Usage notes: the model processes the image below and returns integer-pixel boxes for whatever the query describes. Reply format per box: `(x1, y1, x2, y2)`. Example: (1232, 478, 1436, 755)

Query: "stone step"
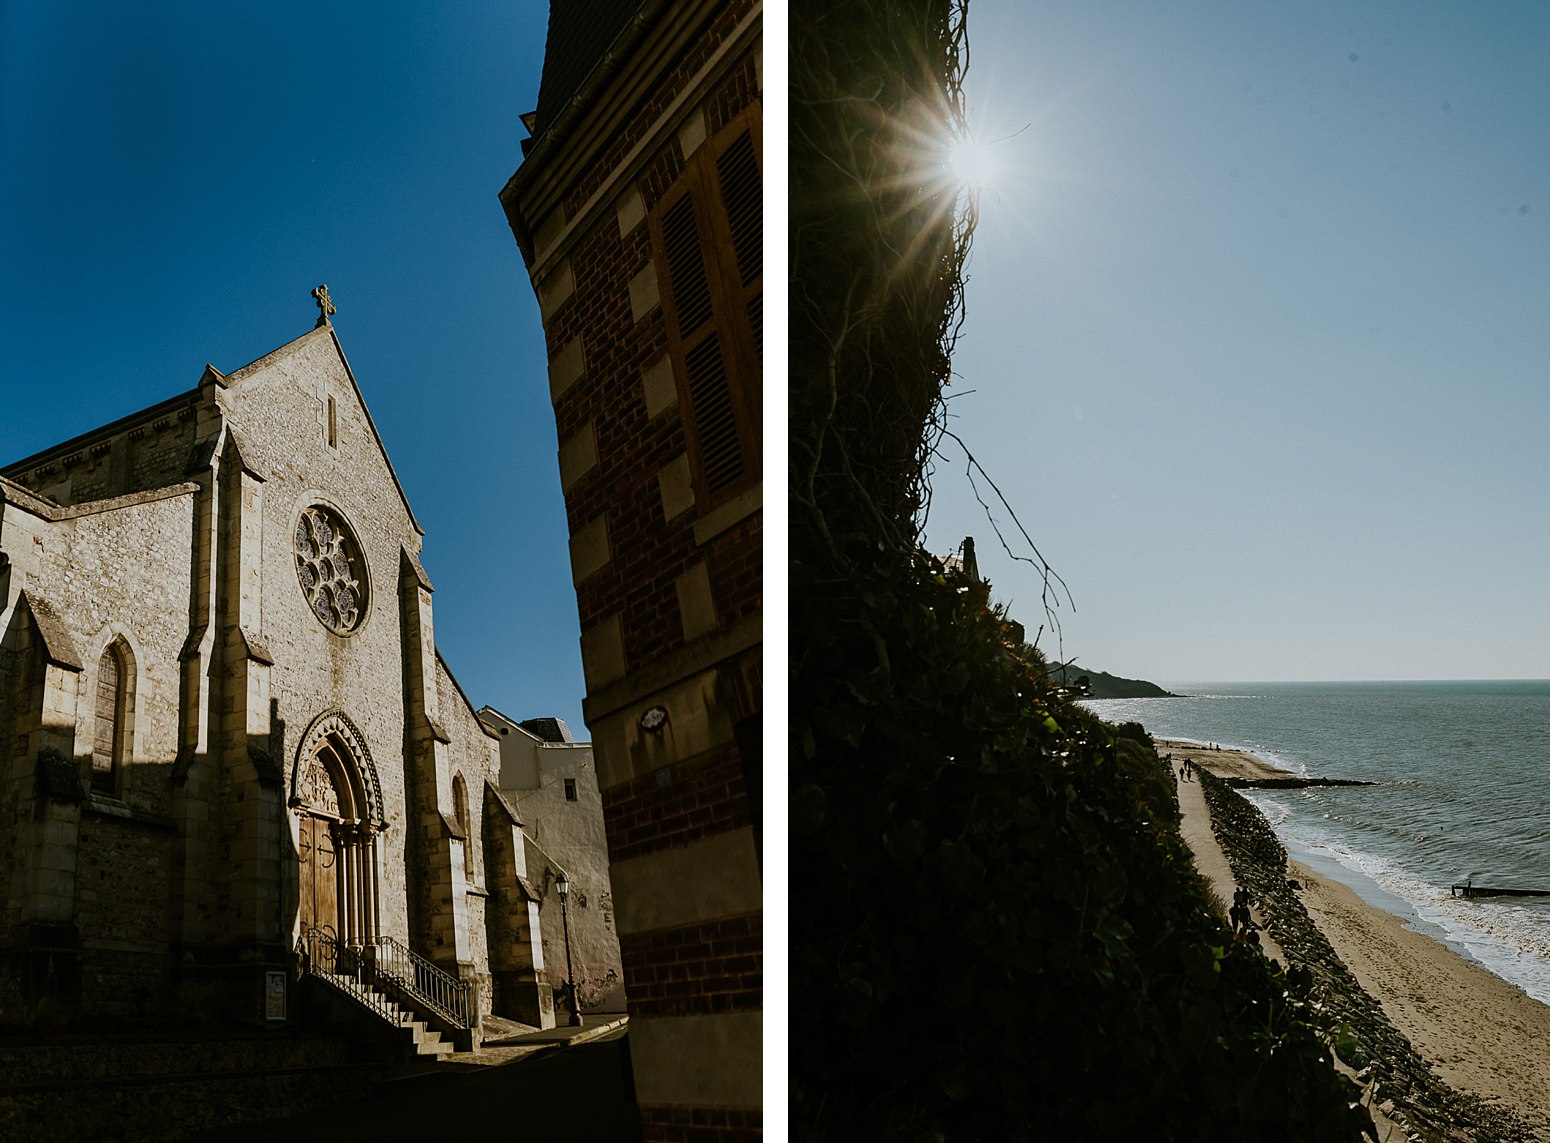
(308, 970, 458, 1058)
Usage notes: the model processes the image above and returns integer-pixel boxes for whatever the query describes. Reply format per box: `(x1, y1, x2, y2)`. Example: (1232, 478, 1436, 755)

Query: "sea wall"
(1198, 771, 1537, 1142)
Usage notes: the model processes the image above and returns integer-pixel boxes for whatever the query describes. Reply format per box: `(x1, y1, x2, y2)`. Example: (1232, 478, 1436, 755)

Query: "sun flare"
(946, 132, 1001, 193)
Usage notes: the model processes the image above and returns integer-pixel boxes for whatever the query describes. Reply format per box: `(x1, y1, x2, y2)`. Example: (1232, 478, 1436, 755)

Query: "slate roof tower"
(500, 1, 764, 1137)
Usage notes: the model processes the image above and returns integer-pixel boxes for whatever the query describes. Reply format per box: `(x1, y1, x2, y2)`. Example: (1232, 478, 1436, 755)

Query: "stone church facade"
(0, 317, 550, 1036)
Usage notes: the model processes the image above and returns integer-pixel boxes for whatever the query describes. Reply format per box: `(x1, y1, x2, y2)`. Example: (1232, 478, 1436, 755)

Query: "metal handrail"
(369, 934, 471, 1030)
(295, 928, 470, 1032)
(295, 928, 409, 1028)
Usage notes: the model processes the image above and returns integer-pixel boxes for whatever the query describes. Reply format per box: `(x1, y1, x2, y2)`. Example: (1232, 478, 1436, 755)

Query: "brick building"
(0, 315, 555, 1044)
(498, 0, 763, 1136)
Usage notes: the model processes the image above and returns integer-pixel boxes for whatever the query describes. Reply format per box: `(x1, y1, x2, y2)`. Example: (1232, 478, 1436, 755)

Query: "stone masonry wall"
(0, 324, 526, 1035)
(75, 813, 175, 1018)
(0, 481, 196, 1027)
(55, 494, 197, 820)
(0, 489, 195, 932)
(512, 744, 623, 1010)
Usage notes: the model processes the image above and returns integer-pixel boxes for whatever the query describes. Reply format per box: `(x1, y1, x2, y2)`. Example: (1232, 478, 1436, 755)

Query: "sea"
(1085, 680, 1550, 1007)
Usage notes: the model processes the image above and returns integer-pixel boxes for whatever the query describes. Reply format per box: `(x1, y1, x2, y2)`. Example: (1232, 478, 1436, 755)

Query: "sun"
(945, 131, 1002, 194)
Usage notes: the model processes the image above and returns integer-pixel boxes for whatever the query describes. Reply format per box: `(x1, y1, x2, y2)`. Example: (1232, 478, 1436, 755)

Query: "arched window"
(453, 773, 474, 882)
(92, 641, 128, 794)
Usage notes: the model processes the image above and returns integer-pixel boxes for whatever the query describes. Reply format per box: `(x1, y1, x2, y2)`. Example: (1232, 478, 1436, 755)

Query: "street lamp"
(555, 871, 583, 1027)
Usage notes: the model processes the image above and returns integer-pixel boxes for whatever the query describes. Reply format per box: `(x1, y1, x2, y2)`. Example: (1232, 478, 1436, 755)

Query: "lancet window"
(91, 641, 129, 795)
(454, 773, 474, 882)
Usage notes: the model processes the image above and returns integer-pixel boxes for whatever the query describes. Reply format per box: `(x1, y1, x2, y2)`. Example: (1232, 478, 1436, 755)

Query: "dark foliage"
(791, 549, 1371, 1140)
(1110, 720, 1155, 749)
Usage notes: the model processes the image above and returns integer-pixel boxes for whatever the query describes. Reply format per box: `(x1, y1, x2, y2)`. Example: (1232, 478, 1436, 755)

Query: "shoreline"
(1166, 739, 1550, 1137)
(1289, 855, 1550, 1128)
(1154, 736, 1297, 783)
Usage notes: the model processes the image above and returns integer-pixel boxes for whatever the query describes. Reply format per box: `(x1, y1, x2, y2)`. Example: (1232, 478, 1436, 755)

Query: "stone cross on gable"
(312, 284, 336, 328)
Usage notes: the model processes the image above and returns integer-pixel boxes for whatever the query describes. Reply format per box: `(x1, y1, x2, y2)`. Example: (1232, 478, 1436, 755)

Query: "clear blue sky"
(0, 4, 591, 732)
(922, 0, 1550, 684)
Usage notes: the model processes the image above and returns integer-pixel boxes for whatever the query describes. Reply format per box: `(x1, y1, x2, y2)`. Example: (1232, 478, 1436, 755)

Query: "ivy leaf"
(791, 783, 829, 838)
(1330, 1023, 1370, 1070)
(939, 1063, 973, 1102)
(883, 819, 929, 865)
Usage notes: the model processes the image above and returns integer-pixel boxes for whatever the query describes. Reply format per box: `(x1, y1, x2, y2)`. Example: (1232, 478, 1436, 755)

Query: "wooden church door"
(298, 815, 339, 943)
(291, 717, 382, 955)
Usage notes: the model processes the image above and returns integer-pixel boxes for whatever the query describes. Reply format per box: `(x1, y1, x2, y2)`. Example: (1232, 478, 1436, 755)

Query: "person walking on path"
(1230, 889, 1249, 932)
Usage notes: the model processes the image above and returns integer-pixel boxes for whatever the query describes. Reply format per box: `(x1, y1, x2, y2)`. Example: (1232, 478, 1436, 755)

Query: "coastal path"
(1167, 759, 1286, 964)
(1160, 744, 1433, 1141)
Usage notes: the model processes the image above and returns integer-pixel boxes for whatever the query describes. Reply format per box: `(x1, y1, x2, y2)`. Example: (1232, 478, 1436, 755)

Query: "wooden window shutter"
(716, 126, 762, 362)
(651, 108, 762, 509)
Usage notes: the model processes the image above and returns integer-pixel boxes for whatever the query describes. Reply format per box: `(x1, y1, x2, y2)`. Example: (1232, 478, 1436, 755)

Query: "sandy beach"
(1158, 737, 1550, 1136)
(1155, 736, 1296, 783)
(1293, 858, 1550, 1131)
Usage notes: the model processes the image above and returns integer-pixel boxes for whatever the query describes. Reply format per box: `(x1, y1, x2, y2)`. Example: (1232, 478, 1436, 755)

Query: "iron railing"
(369, 934, 470, 1030)
(296, 927, 405, 1028)
(295, 928, 470, 1032)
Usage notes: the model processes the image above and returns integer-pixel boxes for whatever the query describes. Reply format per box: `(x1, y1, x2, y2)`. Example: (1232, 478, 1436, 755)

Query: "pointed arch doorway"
(290, 711, 387, 959)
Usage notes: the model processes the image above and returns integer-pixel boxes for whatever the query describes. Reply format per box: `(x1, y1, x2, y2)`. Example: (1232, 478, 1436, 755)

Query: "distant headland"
(1048, 662, 1178, 699)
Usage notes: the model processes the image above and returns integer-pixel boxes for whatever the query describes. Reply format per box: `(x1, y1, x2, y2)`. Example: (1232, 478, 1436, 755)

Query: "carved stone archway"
(290, 711, 387, 950)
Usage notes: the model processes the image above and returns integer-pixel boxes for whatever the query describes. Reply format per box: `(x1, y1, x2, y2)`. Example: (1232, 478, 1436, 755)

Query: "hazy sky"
(0, 4, 592, 731)
(921, 1, 1550, 684)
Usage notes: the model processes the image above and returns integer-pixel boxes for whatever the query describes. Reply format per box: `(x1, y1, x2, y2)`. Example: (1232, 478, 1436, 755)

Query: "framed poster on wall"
(265, 970, 287, 1021)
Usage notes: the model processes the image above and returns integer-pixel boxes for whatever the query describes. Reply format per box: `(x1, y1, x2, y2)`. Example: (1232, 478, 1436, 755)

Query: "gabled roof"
(220, 325, 424, 537)
(479, 709, 546, 747)
(477, 705, 580, 745)
(1, 323, 425, 538)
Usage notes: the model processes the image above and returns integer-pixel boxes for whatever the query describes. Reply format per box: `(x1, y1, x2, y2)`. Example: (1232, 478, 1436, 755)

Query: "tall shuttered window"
(650, 109, 762, 509)
(92, 642, 128, 795)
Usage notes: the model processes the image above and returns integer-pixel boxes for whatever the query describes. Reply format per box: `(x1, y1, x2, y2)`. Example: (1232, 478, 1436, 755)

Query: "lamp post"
(555, 871, 583, 1026)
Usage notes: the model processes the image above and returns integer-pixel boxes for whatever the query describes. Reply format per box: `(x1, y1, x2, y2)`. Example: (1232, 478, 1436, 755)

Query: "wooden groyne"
(1226, 777, 1377, 790)
(1450, 885, 1550, 900)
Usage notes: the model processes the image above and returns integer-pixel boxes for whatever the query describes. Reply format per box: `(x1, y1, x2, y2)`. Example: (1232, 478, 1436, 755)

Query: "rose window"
(295, 506, 366, 633)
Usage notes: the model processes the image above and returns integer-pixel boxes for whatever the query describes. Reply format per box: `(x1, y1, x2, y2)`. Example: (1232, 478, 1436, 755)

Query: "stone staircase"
(297, 928, 472, 1060)
(310, 969, 456, 1059)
